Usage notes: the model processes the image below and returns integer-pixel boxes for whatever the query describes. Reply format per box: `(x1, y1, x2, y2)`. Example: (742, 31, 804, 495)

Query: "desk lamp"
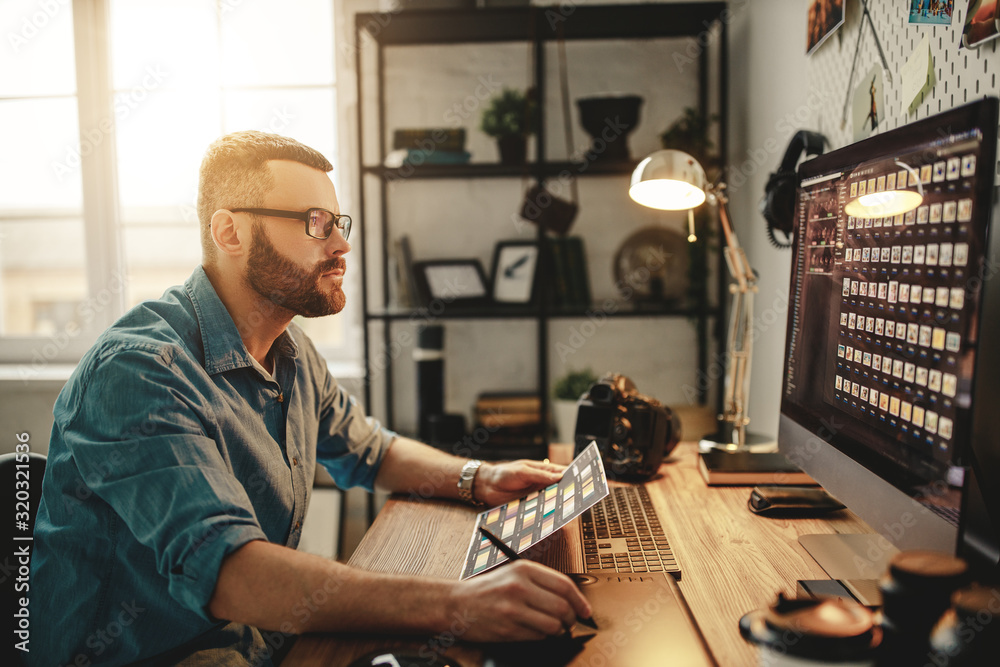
(629, 149, 761, 452)
(628, 152, 926, 454)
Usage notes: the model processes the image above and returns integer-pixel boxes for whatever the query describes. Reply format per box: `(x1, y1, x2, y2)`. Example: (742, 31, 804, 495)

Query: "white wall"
(730, 0, 1000, 440)
(727, 0, 810, 441)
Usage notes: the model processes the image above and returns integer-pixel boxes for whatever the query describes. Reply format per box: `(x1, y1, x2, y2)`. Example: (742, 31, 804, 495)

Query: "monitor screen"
(778, 98, 1000, 579)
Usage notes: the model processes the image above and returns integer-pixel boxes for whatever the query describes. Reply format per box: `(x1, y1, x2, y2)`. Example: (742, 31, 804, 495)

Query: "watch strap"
(458, 459, 484, 506)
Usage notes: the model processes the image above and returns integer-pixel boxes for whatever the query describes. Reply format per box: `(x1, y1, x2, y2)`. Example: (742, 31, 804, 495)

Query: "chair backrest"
(1, 451, 46, 667)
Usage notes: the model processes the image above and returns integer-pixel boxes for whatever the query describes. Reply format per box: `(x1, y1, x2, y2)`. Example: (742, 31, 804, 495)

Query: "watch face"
(459, 460, 482, 495)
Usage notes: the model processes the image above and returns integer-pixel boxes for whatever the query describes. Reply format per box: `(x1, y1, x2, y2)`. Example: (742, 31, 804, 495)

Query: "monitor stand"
(798, 533, 899, 606)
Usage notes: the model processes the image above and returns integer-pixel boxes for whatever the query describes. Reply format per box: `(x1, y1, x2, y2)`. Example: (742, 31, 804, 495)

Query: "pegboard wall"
(806, 0, 1000, 184)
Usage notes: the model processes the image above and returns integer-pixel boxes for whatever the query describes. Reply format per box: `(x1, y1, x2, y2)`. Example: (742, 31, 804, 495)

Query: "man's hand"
(475, 459, 566, 506)
(446, 560, 592, 641)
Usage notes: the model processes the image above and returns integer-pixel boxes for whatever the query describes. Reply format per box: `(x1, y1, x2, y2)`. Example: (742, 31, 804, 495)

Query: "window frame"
(0, 0, 360, 374)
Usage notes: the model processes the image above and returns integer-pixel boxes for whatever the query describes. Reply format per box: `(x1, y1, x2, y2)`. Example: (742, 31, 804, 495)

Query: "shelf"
(365, 303, 719, 322)
(364, 160, 638, 181)
(356, 3, 728, 46)
(357, 2, 729, 431)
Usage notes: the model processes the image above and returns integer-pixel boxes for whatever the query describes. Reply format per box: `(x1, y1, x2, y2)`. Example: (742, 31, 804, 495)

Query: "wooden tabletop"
(284, 442, 872, 666)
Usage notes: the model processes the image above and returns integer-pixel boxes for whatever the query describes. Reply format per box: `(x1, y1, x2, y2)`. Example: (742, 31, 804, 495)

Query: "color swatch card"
(461, 442, 609, 579)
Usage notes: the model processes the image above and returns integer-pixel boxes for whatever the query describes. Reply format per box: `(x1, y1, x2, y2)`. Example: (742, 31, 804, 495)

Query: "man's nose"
(325, 231, 351, 256)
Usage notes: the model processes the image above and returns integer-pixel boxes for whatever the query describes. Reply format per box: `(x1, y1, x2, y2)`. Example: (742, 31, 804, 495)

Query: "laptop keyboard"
(580, 485, 681, 579)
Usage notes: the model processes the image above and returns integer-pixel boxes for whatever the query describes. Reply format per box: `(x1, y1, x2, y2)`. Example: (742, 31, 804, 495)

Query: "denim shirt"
(28, 266, 394, 666)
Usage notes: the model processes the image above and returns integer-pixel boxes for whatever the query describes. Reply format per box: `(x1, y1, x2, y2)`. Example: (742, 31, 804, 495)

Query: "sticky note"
(901, 34, 933, 114)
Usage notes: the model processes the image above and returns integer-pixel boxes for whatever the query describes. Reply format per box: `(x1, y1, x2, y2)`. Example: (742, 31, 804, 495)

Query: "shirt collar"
(185, 265, 299, 376)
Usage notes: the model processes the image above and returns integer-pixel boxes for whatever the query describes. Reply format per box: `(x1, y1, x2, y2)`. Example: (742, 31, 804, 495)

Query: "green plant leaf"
(553, 368, 599, 401)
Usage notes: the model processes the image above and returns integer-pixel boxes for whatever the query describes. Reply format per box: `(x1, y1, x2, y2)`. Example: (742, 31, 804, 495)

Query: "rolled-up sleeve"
(314, 372, 395, 491)
(62, 344, 267, 619)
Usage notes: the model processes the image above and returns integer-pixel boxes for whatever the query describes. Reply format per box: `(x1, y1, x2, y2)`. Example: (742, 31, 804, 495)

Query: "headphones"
(759, 130, 827, 248)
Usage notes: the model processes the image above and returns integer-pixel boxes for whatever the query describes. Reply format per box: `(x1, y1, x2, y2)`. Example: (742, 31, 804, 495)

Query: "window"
(0, 0, 357, 372)
(0, 1, 86, 347)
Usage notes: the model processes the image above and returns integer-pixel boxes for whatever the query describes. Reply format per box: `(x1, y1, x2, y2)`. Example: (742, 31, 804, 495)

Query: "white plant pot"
(552, 399, 579, 445)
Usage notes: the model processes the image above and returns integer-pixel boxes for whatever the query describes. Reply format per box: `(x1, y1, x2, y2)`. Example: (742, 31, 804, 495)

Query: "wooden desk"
(284, 443, 872, 666)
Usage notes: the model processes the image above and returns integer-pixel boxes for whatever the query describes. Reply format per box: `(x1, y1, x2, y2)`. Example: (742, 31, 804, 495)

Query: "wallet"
(748, 485, 846, 515)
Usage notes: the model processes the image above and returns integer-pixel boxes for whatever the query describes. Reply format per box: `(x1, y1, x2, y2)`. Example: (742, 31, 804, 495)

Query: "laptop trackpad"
(482, 573, 715, 667)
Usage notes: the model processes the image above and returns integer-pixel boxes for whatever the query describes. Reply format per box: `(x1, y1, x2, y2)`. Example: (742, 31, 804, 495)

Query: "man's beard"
(244, 223, 346, 318)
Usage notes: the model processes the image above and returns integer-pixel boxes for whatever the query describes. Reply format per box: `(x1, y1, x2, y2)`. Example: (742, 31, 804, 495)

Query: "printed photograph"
(807, 0, 846, 55)
(909, 0, 955, 25)
(962, 0, 1000, 47)
(851, 64, 885, 141)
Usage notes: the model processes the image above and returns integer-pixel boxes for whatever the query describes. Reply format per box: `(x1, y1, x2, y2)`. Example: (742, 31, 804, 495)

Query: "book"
(402, 148, 471, 165)
(393, 235, 417, 308)
(475, 391, 541, 412)
(393, 128, 466, 152)
(545, 237, 591, 309)
(475, 410, 541, 429)
(562, 236, 591, 307)
(697, 450, 817, 486)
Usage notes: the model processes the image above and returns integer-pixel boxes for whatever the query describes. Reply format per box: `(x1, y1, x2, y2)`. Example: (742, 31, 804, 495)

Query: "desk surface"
(284, 443, 873, 666)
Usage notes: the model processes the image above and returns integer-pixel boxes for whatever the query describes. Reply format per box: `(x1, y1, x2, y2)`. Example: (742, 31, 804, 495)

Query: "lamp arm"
(712, 186, 756, 289)
(709, 184, 757, 449)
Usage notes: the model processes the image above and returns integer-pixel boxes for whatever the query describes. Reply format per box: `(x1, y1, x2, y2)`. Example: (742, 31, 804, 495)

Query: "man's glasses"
(230, 207, 351, 241)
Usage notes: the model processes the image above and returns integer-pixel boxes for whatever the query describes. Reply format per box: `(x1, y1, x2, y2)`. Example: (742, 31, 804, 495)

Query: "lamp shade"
(844, 189, 924, 219)
(844, 160, 924, 219)
(629, 149, 707, 211)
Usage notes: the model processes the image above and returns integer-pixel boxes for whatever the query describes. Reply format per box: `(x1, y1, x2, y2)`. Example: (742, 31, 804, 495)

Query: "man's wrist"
(457, 459, 485, 506)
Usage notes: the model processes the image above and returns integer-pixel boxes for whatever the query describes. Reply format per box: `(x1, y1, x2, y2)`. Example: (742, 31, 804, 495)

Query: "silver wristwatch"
(457, 459, 484, 506)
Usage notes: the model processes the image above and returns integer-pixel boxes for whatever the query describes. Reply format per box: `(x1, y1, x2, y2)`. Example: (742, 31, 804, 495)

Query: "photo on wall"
(807, 0, 845, 55)
(851, 64, 885, 142)
(961, 0, 1000, 47)
(909, 1, 955, 26)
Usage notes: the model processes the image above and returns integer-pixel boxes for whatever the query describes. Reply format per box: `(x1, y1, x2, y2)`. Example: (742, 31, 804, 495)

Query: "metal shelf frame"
(355, 3, 729, 442)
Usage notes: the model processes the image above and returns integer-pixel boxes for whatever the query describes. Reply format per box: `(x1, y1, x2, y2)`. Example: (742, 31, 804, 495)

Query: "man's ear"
(210, 209, 247, 257)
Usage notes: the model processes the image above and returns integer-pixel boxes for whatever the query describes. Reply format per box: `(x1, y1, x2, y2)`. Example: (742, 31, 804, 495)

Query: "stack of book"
(392, 128, 470, 166)
(474, 391, 546, 460)
(546, 237, 591, 310)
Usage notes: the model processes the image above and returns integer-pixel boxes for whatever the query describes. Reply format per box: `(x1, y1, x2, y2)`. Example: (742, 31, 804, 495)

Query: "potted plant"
(480, 87, 537, 164)
(551, 368, 598, 445)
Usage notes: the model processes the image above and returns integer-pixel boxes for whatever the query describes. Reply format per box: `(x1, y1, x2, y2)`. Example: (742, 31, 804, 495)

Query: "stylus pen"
(478, 526, 598, 630)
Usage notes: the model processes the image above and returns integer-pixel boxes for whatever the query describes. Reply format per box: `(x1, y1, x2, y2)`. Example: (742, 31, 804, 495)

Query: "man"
(28, 131, 590, 665)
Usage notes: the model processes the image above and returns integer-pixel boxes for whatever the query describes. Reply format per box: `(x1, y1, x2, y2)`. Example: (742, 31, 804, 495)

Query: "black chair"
(1, 451, 46, 666)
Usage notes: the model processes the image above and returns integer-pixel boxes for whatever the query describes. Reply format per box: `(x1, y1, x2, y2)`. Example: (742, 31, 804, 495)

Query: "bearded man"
(28, 131, 589, 666)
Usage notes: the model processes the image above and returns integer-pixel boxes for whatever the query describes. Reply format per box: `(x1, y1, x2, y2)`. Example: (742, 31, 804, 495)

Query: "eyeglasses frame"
(230, 207, 351, 241)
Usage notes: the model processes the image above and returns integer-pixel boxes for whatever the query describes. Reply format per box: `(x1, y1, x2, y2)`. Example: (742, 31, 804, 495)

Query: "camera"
(573, 373, 681, 480)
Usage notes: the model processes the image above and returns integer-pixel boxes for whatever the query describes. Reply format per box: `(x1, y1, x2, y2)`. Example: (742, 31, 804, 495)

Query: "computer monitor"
(778, 98, 1000, 582)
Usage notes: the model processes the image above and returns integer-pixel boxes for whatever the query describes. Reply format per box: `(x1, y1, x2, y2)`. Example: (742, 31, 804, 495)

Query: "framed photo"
(490, 240, 540, 304)
(411, 259, 490, 308)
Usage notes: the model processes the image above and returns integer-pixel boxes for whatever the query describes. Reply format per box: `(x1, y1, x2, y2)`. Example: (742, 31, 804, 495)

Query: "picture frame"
(411, 259, 491, 308)
(490, 240, 541, 305)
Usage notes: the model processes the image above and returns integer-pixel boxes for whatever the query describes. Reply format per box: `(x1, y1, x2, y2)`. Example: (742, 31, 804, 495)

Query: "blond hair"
(197, 131, 332, 264)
